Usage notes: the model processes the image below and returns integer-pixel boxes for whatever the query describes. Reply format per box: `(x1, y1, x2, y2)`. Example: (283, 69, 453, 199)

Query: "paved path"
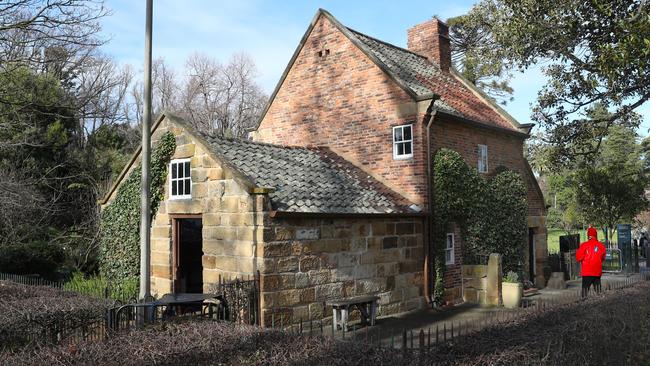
(338, 271, 645, 347)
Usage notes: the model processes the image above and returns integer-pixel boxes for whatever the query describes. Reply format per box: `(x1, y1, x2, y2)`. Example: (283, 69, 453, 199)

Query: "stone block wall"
(461, 265, 488, 304)
(258, 216, 426, 326)
(112, 118, 267, 296)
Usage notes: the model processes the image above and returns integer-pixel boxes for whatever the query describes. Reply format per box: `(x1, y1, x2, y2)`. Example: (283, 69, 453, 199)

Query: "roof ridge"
(201, 131, 319, 151)
(345, 26, 430, 60)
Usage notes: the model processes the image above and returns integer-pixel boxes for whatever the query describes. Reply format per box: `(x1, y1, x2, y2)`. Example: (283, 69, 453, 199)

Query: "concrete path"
(338, 271, 645, 348)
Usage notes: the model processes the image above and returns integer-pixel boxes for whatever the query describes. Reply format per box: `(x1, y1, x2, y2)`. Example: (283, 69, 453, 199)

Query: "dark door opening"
(174, 218, 203, 293)
(528, 228, 536, 282)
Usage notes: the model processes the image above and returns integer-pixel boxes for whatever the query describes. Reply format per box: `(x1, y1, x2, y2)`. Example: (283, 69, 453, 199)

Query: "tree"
(574, 166, 647, 244)
(448, 7, 514, 104)
(130, 53, 268, 138)
(468, 0, 649, 154)
(0, 0, 107, 68)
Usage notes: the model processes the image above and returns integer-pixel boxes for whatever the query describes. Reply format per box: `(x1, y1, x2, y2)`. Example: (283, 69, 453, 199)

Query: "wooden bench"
(326, 295, 379, 331)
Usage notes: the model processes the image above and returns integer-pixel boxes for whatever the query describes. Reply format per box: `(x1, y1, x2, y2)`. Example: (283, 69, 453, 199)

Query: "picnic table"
(326, 295, 379, 332)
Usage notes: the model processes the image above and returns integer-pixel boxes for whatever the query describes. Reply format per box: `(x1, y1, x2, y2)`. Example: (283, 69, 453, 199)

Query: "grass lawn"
(547, 227, 609, 254)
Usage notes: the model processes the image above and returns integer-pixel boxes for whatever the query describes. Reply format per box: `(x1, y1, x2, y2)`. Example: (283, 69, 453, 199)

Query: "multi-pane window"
(478, 144, 488, 173)
(445, 233, 455, 265)
(393, 124, 413, 159)
(170, 159, 191, 199)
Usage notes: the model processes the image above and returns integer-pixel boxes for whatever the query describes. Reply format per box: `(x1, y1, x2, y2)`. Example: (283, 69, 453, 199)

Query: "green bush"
(64, 272, 138, 304)
(504, 271, 520, 283)
(0, 241, 65, 280)
(432, 149, 528, 304)
(99, 132, 175, 282)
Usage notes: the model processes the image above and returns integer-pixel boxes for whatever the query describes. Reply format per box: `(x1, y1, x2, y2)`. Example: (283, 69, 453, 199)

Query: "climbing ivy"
(432, 148, 527, 305)
(99, 132, 176, 282)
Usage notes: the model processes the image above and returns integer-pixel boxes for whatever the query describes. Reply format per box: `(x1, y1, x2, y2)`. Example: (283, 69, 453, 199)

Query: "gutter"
(268, 210, 427, 219)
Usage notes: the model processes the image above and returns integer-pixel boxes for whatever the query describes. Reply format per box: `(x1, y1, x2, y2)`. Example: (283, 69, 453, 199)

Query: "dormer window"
(393, 124, 413, 160)
(170, 158, 191, 199)
(478, 144, 488, 173)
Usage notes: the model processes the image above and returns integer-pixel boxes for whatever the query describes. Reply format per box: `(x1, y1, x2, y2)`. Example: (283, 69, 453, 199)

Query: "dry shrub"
(3, 281, 650, 365)
(0, 281, 113, 349)
(3, 320, 416, 366)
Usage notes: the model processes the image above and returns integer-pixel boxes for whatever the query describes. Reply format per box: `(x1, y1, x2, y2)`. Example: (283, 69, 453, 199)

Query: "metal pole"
(139, 0, 153, 302)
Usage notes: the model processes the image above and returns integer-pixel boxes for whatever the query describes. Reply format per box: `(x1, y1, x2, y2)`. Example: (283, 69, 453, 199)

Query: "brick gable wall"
(431, 116, 545, 217)
(254, 14, 429, 206)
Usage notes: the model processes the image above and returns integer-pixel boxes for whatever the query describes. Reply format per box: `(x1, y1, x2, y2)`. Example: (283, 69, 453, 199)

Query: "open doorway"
(173, 216, 203, 293)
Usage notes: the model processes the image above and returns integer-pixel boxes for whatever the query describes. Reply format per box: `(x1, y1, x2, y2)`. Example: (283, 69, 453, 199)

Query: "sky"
(99, 0, 650, 135)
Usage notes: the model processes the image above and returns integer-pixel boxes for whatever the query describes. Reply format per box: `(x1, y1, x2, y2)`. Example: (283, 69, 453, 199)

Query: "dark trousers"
(582, 276, 601, 297)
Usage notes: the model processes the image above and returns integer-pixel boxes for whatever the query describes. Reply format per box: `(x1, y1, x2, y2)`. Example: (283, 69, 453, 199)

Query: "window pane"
(172, 181, 177, 196)
(185, 162, 190, 177)
(185, 179, 191, 195)
(404, 142, 412, 155)
(394, 127, 403, 142)
(178, 164, 183, 178)
(178, 180, 184, 195)
(446, 250, 451, 263)
(397, 143, 404, 155)
(171, 163, 177, 179)
(404, 125, 412, 140)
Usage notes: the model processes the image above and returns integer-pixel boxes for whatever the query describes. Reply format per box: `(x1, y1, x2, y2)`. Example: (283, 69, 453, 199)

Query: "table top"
(326, 295, 380, 307)
(152, 293, 222, 305)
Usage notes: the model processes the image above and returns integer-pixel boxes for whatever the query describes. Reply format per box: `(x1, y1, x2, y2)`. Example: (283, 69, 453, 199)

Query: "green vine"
(432, 149, 528, 305)
(99, 132, 176, 282)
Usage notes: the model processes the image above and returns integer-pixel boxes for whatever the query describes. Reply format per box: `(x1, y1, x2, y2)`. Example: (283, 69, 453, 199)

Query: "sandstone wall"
(141, 118, 266, 296)
(258, 216, 426, 326)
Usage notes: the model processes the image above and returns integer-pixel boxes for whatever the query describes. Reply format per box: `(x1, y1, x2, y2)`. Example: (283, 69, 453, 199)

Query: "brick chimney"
(407, 17, 451, 72)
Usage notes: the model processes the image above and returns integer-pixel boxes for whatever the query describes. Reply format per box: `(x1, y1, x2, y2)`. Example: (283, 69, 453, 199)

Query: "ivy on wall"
(99, 132, 176, 282)
(432, 148, 528, 305)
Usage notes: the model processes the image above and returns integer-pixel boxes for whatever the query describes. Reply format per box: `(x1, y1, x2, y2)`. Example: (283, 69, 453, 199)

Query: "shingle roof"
(200, 133, 415, 214)
(346, 27, 518, 131)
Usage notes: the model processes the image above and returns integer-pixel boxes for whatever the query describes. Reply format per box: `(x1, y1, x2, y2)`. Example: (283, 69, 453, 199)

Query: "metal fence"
(1, 273, 260, 349)
(0, 272, 137, 304)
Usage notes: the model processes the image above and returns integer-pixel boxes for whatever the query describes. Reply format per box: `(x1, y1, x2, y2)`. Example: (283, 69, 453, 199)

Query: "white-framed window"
(445, 233, 455, 265)
(478, 144, 488, 173)
(170, 158, 192, 199)
(393, 124, 413, 159)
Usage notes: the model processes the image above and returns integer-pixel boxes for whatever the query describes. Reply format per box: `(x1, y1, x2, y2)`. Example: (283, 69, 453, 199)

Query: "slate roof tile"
(199, 133, 415, 214)
(346, 27, 517, 131)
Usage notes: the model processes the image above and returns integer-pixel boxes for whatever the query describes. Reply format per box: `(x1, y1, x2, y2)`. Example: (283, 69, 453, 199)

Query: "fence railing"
(0, 272, 138, 304)
(0, 272, 63, 287)
(1, 272, 260, 349)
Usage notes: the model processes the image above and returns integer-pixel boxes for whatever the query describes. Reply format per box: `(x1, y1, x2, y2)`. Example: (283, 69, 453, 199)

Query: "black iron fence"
(0, 272, 260, 349)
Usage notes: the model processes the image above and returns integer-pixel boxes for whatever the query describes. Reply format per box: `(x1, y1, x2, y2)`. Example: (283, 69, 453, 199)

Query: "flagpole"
(139, 0, 153, 302)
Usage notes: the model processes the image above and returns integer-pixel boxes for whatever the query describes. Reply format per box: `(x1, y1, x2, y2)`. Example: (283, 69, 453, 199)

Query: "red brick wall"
(254, 14, 428, 205)
(431, 116, 545, 217)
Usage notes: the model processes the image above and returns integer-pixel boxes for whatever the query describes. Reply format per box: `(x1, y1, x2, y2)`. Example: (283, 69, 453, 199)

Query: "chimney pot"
(407, 17, 451, 72)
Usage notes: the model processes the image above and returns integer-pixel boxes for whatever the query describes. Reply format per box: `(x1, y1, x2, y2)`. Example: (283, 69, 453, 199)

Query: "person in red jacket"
(576, 227, 607, 297)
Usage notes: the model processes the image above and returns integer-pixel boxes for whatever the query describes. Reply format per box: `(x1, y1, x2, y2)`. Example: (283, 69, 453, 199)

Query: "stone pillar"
(486, 253, 502, 306)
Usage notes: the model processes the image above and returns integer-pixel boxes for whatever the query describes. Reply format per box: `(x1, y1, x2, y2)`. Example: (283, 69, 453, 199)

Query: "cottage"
(100, 9, 546, 325)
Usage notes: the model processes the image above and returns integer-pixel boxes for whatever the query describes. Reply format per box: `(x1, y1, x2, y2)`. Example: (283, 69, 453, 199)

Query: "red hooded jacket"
(576, 230, 606, 277)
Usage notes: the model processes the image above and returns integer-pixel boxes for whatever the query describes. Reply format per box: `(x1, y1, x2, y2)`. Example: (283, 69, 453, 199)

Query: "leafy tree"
(468, 0, 649, 154)
(448, 7, 514, 104)
(574, 166, 648, 244)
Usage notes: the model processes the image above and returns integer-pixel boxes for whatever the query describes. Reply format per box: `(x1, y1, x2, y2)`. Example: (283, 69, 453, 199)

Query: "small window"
(170, 158, 192, 199)
(393, 124, 413, 159)
(478, 144, 488, 173)
(445, 233, 455, 265)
